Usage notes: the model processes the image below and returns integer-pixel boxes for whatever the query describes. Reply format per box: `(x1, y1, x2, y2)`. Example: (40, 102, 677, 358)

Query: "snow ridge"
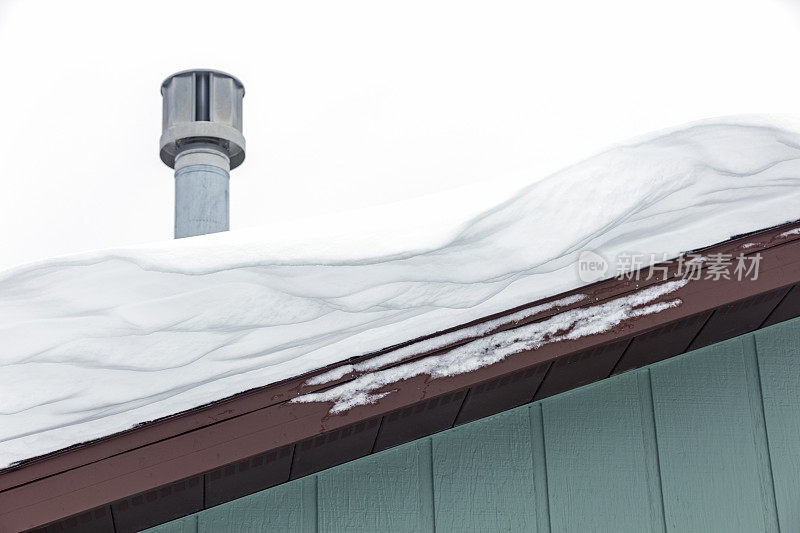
(2, 119, 800, 467)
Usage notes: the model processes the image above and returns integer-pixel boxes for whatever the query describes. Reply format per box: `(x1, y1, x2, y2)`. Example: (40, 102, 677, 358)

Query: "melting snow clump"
(293, 279, 687, 413)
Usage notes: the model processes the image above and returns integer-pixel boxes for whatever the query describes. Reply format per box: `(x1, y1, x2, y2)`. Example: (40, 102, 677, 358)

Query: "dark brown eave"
(4, 220, 800, 532)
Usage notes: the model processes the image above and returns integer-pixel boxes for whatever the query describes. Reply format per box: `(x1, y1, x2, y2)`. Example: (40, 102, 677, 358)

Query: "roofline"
(4, 219, 800, 532)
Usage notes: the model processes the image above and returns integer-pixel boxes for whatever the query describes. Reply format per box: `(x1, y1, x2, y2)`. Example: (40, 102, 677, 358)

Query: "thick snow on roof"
(3, 119, 800, 468)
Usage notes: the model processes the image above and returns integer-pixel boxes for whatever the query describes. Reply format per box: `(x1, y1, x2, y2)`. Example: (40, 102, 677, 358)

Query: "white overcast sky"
(1, 0, 799, 270)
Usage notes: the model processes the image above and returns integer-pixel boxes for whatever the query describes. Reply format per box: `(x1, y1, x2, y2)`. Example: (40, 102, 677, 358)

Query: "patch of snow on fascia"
(780, 227, 800, 238)
(741, 243, 758, 249)
(293, 280, 687, 413)
(307, 365, 355, 385)
(306, 293, 587, 386)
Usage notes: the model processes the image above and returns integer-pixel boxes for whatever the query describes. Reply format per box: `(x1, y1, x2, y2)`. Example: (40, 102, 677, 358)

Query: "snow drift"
(2, 120, 800, 468)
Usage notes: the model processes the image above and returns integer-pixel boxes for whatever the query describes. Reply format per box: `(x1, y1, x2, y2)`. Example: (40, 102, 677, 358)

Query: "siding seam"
(742, 335, 781, 533)
(301, 475, 317, 533)
(638, 369, 667, 533)
(420, 438, 436, 533)
(529, 403, 551, 533)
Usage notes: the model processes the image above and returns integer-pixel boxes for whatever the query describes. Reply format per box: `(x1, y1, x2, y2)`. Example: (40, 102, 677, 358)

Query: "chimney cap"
(161, 69, 245, 96)
(159, 69, 246, 170)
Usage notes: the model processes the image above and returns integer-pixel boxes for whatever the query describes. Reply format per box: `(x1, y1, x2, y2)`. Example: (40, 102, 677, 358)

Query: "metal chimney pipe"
(159, 69, 246, 239)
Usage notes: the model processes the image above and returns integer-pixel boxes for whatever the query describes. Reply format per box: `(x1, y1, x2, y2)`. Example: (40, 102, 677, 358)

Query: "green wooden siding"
(543, 372, 657, 532)
(146, 317, 800, 532)
(432, 408, 537, 532)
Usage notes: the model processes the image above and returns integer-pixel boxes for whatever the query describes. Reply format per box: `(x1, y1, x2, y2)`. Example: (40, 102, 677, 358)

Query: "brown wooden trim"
(3, 220, 800, 532)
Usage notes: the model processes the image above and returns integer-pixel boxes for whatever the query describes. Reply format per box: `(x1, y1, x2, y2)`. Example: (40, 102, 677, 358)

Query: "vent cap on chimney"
(159, 69, 246, 169)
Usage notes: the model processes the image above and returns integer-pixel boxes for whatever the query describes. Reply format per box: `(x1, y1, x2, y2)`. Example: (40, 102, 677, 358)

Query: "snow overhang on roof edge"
(4, 219, 800, 533)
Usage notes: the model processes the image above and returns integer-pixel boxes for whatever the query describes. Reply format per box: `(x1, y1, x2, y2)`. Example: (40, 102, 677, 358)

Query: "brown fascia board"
(4, 220, 800, 532)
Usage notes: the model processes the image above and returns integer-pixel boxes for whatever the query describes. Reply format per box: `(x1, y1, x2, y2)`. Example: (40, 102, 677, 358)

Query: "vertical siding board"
(650, 338, 767, 532)
(196, 478, 308, 532)
(741, 335, 780, 533)
(316, 440, 431, 532)
(432, 407, 538, 532)
(755, 318, 800, 532)
(542, 372, 654, 533)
